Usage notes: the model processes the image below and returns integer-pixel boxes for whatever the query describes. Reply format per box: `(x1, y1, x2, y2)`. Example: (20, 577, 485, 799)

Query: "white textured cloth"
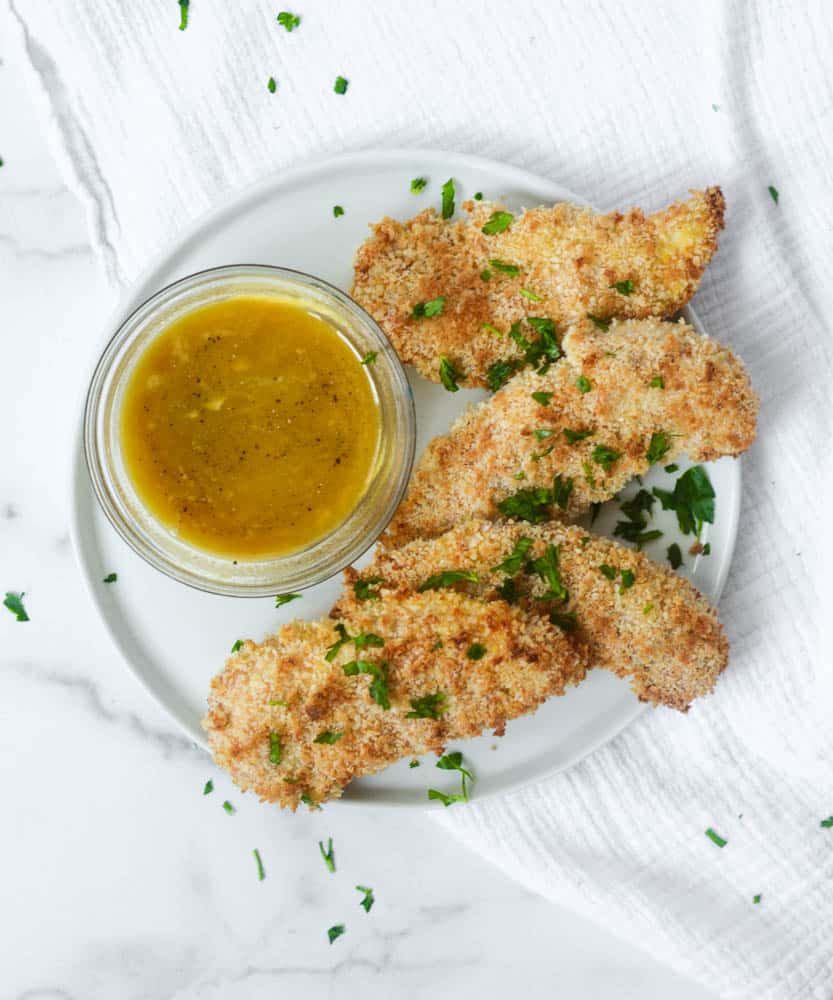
(6, 0, 832, 995)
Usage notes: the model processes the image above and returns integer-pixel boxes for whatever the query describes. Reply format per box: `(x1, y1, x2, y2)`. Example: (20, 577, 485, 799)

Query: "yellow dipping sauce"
(120, 296, 380, 560)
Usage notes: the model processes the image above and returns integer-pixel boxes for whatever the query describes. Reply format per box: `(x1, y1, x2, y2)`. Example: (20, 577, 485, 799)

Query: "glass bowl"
(84, 265, 416, 597)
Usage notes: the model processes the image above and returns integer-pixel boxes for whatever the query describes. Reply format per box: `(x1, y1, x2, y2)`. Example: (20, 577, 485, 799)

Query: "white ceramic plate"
(71, 149, 740, 807)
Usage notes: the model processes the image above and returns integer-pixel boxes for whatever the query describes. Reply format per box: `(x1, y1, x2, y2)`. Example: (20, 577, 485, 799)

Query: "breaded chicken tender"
(337, 520, 728, 711)
(352, 188, 725, 387)
(385, 318, 758, 547)
(203, 590, 587, 809)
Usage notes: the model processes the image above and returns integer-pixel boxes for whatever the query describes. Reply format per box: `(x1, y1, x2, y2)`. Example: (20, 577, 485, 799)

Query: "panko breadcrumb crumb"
(385, 317, 758, 547)
(352, 188, 725, 387)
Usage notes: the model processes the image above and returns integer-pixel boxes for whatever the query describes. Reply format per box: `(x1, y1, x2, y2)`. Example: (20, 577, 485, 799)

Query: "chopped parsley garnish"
(275, 593, 302, 608)
(360, 351, 377, 365)
(418, 569, 479, 591)
(614, 525, 662, 546)
(614, 489, 662, 547)
(576, 375, 591, 393)
(583, 461, 596, 489)
(705, 827, 727, 848)
(563, 428, 594, 444)
(268, 731, 282, 765)
(667, 543, 683, 569)
(599, 564, 616, 580)
(513, 471, 526, 480)
(481, 211, 514, 234)
(222, 800, 235, 815)
(432, 639, 444, 650)
(177, 0, 189, 31)
(314, 730, 343, 744)
(277, 11, 300, 31)
(325, 622, 352, 660)
(473, 191, 483, 200)
(514, 318, 561, 370)
(328, 924, 345, 944)
(646, 431, 671, 465)
(203, 779, 214, 795)
(531, 446, 553, 462)
(326, 625, 385, 658)
(411, 297, 446, 319)
(342, 659, 390, 709)
(103, 572, 117, 583)
(620, 489, 655, 523)
(486, 358, 521, 391)
(253, 848, 266, 880)
(530, 543, 568, 602)
(532, 391, 553, 406)
(552, 473, 574, 510)
(230, 639, 244, 653)
(334, 76, 349, 95)
(467, 642, 487, 660)
(356, 885, 375, 912)
(353, 575, 383, 600)
(753, 894, 762, 904)
(491, 536, 534, 575)
(550, 611, 577, 631)
(820, 816, 833, 828)
(664, 463, 679, 473)
(649, 375, 665, 389)
(519, 288, 542, 302)
(480, 270, 492, 281)
(3, 592, 28, 622)
(410, 176, 428, 193)
(300, 793, 315, 807)
(319, 837, 336, 872)
(269, 699, 286, 706)
(587, 314, 610, 331)
(591, 445, 621, 472)
(489, 259, 520, 276)
(768, 185, 779, 205)
(497, 486, 552, 523)
(619, 569, 635, 593)
(409, 758, 421, 767)
(267, 77, 277, 94)
(406, 691, 448, 720)
(702, 543, 711, 555)
(441, 178, 455, 219)
(611, 279, 635, 296)
(428, 750, 474, 806)
(496, 577, 519, 603)
(333, 204, 344, 217)
(643, 602, 654, 615)
(534, 428, 555, 440)
(653, 465, 715, 537)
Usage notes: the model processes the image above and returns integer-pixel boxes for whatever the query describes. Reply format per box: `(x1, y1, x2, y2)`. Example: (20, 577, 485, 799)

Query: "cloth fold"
(6, 1, 831, 996)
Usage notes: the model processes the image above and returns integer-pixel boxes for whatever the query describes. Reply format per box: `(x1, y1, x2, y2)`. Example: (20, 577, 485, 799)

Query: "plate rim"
(69, 146, 742, 808)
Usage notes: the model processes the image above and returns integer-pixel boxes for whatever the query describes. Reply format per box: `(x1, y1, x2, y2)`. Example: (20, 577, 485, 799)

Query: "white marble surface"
(0, 51, 719, 1000)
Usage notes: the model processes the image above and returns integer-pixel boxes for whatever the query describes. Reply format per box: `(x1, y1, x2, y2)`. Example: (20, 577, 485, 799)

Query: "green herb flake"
(587, 314, 610, 331)
(496, 577, 519, 603)
(177, 0, 190, 31)
(592, 445, 621, 472)
(419, 569, 479, 592)
(359, 352, 377, 367)
(319, 837, 336, 873)
(467, 642, 487, 660)
(643, 602, 654, 615)
(481, 211, 514, 235)
(314, 730, 343, 745)
(580, 536, 590, 546)
(356, 885, 375, 912)
(705, 827, 727, 848)
(300, 793, 315, 807)
(431, 639, 444, 650)
(253, 848, 266, 880)
(428, 788, 465, 807)
(406, 691, 448, 720)
(334, 76, 349, 95)
(753, 894, 762, 904)
(480, 270, 492, 281)
(411, 297, 446, 319)
(611, 279, 635, 296)
(409, 758, 421, 768)
(103, 572, 118, 583)
(328, 924, 345, 944)
(3, 592, 28, 622)
(702, 543, 711, 555)
(269, 699, 286, 706)
(275, 593, 302, 608)
(619, 569, 635, 593)
(222, 800, 235, 815)
(473, 191, 483, 200)
(441, 178, 455, 219)
(203, 779, 214, 795)
(532, 391, 553, 406)
(646, 431, 671, 465)
(667, 543, 683, 569)
(353, 575, 383, 600)
(552, 474, 574, 511)
(820, 816, 833, 828)
(491, 536, 534, 575)
(486, 358, 521, 391)
(489, 259, 520, 276)
(550, 611, 577, 631)
(653, 466, 716, 538)
(342, 659, 390, 709)
(665, 463, 679, 473)
(513, 471, 526, 480)
(429, 750, 474, 806)
(576, 375, 592, 393)
(520, 288, 543, 302)
(267, 77, 277, 94)
(768, 185, 779, 205)
(531, 543, 568, 602)
(563, 428, 594, 444)
(277, 11, 300, 31)
(230, 639, 245, 653)
(599, 564, 617, 581)
(534, 428, 555, 441)
(410, 176, 428, 193)
(268, 731, 282, 765)
(497, 486, 553, 523)
(333, 204, 344, 217)
(649, 375, 664, 389)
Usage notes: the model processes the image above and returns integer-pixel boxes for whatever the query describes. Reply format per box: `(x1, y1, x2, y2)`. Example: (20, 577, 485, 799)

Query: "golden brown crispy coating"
(352, 188, 725, 387)
(385, 317, 758, 547)
(338, 520, 728, 712)
(203, 590, 586, 809)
